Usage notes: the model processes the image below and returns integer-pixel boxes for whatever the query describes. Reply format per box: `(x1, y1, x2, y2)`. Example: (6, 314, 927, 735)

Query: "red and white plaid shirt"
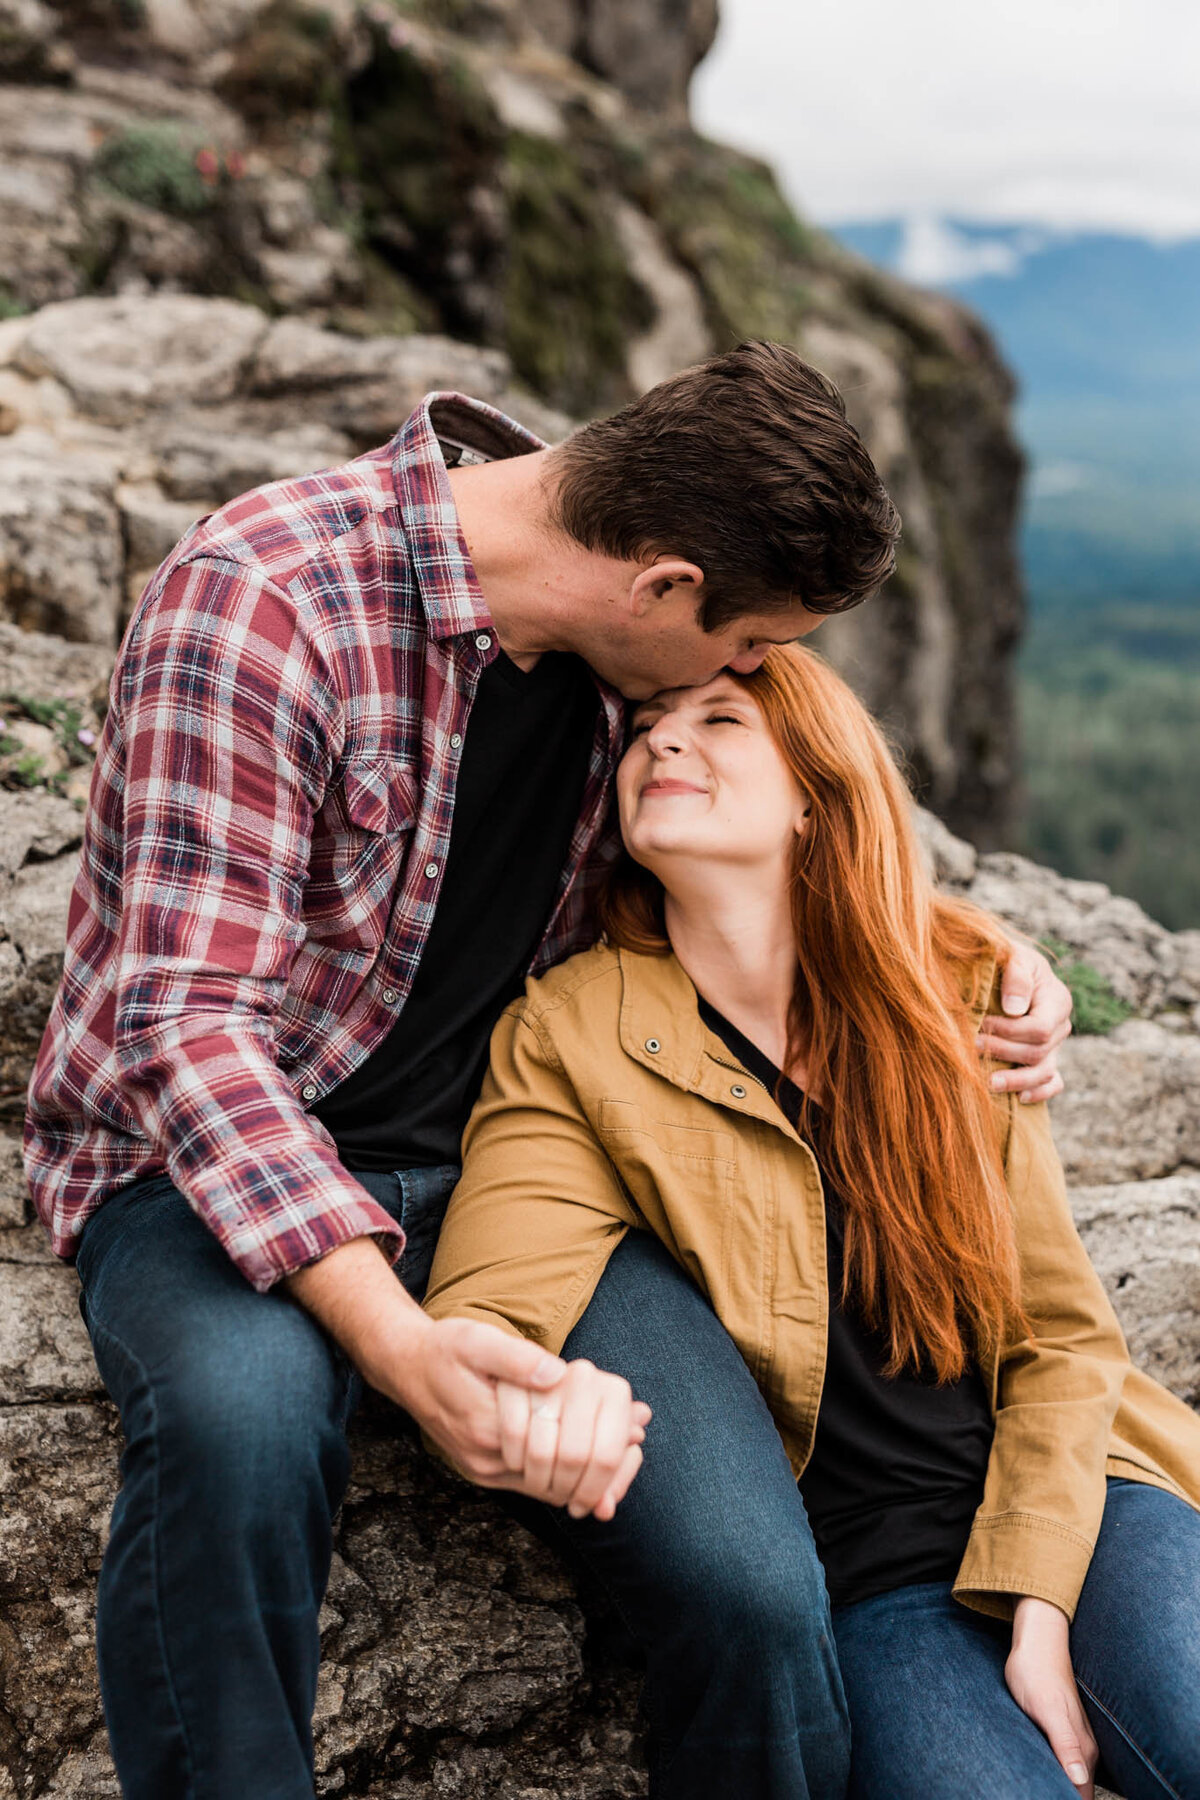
(25, 394, 625, 1292)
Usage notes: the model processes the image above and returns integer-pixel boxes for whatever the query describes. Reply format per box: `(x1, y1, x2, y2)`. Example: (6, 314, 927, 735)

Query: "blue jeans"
(76, 1178, 848, 1799)
(831, 1478, 1200, 1800)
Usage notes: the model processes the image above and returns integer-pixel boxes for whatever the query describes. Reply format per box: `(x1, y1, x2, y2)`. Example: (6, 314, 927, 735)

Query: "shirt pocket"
(303, 757, 418, 952)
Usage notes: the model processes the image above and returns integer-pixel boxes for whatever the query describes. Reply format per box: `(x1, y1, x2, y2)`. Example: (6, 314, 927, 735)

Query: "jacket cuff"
(952, 1511, 1095, 1623)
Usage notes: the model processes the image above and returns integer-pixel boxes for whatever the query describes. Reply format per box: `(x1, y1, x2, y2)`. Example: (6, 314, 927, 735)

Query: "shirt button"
(475, 633, 493, 653)
(382, 987, 398, 1004)
(644, 1037, 661, 1054)
(301, 1083, 318, 1101)
(450, 733, 463, 749)
(730, 1083, 747, 1099)
(424, 861, 439, 880)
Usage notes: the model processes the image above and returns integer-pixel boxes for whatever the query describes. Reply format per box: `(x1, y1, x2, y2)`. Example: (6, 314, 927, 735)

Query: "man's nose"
(726, 644, 769, 674)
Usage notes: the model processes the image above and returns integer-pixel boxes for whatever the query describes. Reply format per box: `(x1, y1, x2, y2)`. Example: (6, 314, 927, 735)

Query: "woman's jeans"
(75, 1174, 849, 1800)
(830, 1476, 1200, 1800)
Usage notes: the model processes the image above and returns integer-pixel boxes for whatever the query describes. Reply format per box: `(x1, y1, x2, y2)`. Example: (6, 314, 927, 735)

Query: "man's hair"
(547, 339, 901, 631)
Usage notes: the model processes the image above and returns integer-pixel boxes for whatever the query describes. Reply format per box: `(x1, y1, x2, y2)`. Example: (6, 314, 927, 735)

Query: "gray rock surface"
(0, 0, 1028, 841)
(0, 778, 1194, 1793)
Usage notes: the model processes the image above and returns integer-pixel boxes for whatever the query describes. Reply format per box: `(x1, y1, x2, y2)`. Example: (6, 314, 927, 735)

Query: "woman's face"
(618, 677, 809, 879)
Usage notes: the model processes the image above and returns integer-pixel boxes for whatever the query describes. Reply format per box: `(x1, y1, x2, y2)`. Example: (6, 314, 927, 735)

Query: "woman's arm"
(952, 1095, 1130, 1622)
(424, 1000, 641, 1346)
(423, 997, 649, 1514)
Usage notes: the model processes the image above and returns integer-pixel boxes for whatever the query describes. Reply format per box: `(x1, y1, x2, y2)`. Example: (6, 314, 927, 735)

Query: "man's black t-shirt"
(314, 649, 599, 1170)
(699, 998, 995, 1607)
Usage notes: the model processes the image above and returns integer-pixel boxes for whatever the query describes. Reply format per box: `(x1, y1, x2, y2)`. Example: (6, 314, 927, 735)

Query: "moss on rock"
(646, 136, 819, 345)
(502, 131, 653, 416)
(93, 123, 216, 218)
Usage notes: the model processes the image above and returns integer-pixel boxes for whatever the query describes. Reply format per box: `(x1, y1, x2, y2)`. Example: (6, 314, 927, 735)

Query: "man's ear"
(627, 555, 705, 618)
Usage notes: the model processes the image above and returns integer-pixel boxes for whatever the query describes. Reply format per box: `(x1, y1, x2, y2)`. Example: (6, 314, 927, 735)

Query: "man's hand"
(977, 940, 1073, 1104)
(495, 1366, 652, 1521)
(1006, 1596, 1098, 1796)
(284, 1236, 647, 1515)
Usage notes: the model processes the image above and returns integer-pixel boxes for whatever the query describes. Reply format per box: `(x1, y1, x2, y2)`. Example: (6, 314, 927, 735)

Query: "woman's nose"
(646, 716, 687, 755)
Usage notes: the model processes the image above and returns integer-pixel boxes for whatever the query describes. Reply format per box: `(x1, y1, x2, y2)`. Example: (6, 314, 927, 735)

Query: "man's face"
(590, 589, 827, 701)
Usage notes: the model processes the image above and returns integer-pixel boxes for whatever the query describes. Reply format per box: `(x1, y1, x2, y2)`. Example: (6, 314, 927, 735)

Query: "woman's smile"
(639, 777, 708, 798)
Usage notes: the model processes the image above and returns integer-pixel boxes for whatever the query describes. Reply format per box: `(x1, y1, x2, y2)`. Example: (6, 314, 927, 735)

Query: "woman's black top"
(699, 1000, 995, 1608)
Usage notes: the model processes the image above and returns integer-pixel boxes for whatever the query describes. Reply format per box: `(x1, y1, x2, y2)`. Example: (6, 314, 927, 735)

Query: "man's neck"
(445, 454, 632, 671)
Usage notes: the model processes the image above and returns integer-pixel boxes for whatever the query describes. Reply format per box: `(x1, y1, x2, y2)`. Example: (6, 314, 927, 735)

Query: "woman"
(423, 645, 1200, 1800)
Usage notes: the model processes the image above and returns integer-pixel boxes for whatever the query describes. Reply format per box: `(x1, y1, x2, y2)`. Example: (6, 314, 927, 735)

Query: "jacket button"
(644, 1037, 661, 1054)
(382, 987, 398, 1004)
(301, 1084, 318, 1101)
(450, 733, 463, 749)
(475, 633, 493, 653)
(424, 861, 439, 879)
(730, 1083, 747, 1099)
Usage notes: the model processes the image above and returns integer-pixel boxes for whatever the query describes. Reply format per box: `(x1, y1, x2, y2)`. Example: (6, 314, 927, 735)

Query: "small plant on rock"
(95, 122, 218, 217)
(1039, 937, 1135, 1036)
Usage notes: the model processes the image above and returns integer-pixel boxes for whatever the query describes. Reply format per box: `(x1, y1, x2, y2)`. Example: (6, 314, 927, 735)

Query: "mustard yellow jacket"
(424, 942, 1200, 1620)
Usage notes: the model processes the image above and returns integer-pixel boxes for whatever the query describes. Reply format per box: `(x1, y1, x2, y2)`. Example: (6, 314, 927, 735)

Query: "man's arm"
(112, 558, 403, 1292)
(978, 941, 1073, 1103)
(116, 558, 640, 1495)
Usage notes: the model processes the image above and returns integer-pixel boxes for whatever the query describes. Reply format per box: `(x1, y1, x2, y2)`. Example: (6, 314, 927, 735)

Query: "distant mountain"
(833, 221, 1200, 612)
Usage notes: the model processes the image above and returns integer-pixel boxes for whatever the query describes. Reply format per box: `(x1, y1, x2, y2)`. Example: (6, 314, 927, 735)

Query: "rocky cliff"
(1, 619, 1198, 1794)
(1, 0, 1023, 842)
(2, 6, 1193, 1795)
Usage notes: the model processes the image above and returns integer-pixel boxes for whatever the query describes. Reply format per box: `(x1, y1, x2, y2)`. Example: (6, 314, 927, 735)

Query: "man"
(26, 341, 1070, 1798)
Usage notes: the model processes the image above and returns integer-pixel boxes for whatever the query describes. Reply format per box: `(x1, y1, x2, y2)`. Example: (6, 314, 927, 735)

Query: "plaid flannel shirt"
(24, 393, 625, 1292)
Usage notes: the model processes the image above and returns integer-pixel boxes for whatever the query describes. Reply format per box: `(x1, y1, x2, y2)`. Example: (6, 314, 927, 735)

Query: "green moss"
(502, 132, 653, 415)
(8, 752, 46, 788)
(1039, 938, 1135, 1036)
(216, 2, 339, 121)
(0, 286, 27, 320)
(333, 28, 503, 337)
(650, 139, 816, 344)
(94, 123, 215, 217)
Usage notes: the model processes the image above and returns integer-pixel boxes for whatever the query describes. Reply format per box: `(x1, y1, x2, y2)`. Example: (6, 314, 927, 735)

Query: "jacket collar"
(614, 942, 1001, 1138)
(614, 946, 807, 1142)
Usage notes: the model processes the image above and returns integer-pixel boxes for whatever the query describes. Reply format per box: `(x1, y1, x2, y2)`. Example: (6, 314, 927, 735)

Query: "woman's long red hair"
(598, 644, 1025, 1380)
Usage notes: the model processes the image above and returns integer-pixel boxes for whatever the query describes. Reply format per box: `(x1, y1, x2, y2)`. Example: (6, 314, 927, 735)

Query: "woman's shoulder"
(515, 940, 625, 1034)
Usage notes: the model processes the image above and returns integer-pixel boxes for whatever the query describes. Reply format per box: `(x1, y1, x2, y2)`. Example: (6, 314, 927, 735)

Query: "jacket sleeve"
(423, 1000, 639, 1349)
(112, 557, 404, 1292)
(953, 1095, 1131, 1621)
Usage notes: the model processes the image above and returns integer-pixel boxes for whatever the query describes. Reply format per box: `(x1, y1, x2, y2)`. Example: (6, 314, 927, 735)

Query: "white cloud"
(895, 218, 1029, 284)
(1028, 462, 1094, 499)
(691, 0, 1200, 238)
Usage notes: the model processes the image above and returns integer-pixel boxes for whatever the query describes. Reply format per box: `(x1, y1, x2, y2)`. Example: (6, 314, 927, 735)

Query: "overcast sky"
(691, 0, 1200, 239)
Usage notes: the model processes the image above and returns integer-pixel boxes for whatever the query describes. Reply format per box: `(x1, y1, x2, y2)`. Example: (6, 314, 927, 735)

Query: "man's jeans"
(76, 1170, 849, 1800)
(830, 1477, 1200, 1800)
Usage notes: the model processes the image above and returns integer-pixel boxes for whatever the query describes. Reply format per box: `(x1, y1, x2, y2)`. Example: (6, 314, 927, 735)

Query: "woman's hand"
(1005, 1596, 1099, 1796)
(977, 941, 1073, 1103)
(495, 1360, 652, 1521)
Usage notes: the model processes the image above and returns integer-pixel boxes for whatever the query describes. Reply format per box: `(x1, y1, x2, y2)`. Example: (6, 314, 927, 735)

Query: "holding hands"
(405, 1314, 650, 1519)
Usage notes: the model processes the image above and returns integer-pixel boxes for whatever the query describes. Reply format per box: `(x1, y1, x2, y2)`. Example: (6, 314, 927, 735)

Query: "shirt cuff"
(231, 1187, 405, 1293)
(952, 1510, 1096, 1622)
